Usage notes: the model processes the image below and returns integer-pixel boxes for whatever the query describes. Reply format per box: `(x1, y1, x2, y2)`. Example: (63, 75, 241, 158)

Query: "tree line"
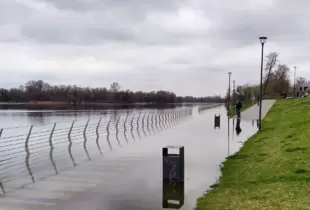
(228, 52, 296, 102)
(0, 80, 224, 104)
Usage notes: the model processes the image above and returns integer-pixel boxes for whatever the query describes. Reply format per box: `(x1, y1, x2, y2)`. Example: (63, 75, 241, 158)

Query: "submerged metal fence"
(0, 108, 192, 194)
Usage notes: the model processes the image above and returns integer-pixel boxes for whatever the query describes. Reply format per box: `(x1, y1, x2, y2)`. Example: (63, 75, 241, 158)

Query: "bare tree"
(296, 76, 306, 87)
(263, 52, 279, 96)
(110, 82, 121, 92)
(296, 76, 307, 93)
(273, 64, 290, 94)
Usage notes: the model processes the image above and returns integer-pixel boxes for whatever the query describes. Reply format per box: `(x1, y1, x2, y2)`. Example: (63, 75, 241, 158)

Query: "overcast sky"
(0, 0, 309, 97)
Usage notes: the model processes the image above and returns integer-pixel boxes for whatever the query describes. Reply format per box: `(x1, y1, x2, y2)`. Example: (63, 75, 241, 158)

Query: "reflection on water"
(235, 118, 242, 135)
(252, 119, 259, 129)
(214, 114, 220, 129)
(162, 146, 184, 209)
(0, 109, 192, 196)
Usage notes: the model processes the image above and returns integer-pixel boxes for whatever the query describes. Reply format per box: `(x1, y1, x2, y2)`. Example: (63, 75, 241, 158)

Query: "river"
(0, 104, 259, 210)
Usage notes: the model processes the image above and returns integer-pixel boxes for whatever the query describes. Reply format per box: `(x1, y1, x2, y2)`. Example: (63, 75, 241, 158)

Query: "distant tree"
(273, 64, 290, 94)
(296, 76, 307, 91)
(110, 82, 121, 92)
(0, 79, 224, 104)
(263, 52, 279, 96)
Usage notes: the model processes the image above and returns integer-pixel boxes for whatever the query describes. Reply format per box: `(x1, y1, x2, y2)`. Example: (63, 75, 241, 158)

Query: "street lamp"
(258, 36, 267, 131)
(233, 80, 236, 105)
(228, 72, 232, 115)
(294, 66, 297, 97)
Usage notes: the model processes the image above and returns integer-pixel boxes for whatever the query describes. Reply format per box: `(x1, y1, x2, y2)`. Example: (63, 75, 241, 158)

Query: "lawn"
(228, 101, 253, 118)
(196, 98, 310, 210)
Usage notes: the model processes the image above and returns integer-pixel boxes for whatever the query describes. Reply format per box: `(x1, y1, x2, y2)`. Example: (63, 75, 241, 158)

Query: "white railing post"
(68, 121, 76, 166)
(115, 116, 121, 146)
(25, 125, 35, 183)
(96, 118, 103, 155)
(142, 114, 146, 136)
(123, 114, 129, 144)
(106, 117, 113, 150)
(136, 113, 141, 139)
(83, 119, 91, 161)
(49, 123, 58, 174)
(130, 114, 136, 141)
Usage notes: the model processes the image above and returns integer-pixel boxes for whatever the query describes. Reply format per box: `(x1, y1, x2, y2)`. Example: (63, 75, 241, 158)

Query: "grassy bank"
(197, 98, 310, 210)
(228, 101, 253, 118)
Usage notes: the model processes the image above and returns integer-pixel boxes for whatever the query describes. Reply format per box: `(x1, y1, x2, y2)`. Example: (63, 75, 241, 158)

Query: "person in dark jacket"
(257, 97, 260, 106)
(235, 100, 242, 118)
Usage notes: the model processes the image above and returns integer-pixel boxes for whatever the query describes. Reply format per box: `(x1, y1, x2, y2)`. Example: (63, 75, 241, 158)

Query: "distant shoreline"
(0, 101, 222, 110)
(0, 101, 219, 105)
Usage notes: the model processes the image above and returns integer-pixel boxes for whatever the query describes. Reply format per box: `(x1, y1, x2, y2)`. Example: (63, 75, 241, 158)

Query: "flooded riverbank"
(0, 105, 258, 210)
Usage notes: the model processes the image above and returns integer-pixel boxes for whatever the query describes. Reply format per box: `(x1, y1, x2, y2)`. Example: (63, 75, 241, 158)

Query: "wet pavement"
(0, 105, 260, 210)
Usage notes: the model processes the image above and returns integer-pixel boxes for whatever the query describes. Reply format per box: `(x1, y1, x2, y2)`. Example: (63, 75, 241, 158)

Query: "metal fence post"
(151, 113, 155, 133)
(163, 113, 166, 128)
(142, 114, 146, 136)
(158, 113, 163, 131)
(0, 128, 5, 195)
(106, 117, 113, 150)
(68, 121, 76, 166)
(130, 114, 136, 141)
(167, 112, 171, 127)
(160, 112, 166, 130)
(0, 181, 4, 195)
(124, 114, 129, 144)
(25, 125, 35, 183)
(49, 123, 58, 175)
(83, 119, 91, 161)
(147, 113, 151, 134)
(155, 114, 160, 132)
(116, 116, 121, 147)
(164, 113, 168, 128)
(96, 118, 103, 155)
(136, 113, 141, 139)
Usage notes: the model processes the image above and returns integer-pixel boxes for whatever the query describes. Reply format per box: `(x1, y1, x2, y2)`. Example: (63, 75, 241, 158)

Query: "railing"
(0, 108, 192, 194)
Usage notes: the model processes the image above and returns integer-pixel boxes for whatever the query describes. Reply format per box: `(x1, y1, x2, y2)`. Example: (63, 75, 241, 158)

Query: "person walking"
(235, 100, 242, 119)
(257, 97, 260, 106)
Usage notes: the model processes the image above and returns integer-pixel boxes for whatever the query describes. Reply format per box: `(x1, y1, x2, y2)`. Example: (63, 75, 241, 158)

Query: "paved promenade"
(239, 99, 276, 120)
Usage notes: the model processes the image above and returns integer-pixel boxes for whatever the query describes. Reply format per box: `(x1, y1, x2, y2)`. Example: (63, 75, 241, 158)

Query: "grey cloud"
(0, 0, 204, 46)
(2, 0, 310, 96)
(41, 0, 187, 13)
(206, 0, 310, 48)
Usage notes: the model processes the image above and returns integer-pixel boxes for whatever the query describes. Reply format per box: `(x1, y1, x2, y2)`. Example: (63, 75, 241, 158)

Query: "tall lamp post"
(233, 80, 236, 105)
(258, 36, 267, 131)
(294, 66, 297, 97)
(228, 72, 232, 115)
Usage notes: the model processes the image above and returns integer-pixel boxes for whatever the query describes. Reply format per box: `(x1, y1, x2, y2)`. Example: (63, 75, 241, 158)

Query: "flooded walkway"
(0, 105, 262, 210)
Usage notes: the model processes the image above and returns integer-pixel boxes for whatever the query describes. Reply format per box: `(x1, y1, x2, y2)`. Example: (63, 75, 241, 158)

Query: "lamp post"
(258, 36, 267, 131)
(228, 72, 232, 115)
(233, 80, 236, 105)
(294, 66, 297, 97)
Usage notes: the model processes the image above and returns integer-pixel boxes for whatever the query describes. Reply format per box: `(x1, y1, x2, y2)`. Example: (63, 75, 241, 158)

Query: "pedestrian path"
(239, 100, 276, 121)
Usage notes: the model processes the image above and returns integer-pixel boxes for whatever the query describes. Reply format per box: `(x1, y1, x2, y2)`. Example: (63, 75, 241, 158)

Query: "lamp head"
(259, 36, 267, 44)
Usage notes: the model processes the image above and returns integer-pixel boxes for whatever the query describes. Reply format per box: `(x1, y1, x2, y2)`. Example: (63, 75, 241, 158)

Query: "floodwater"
(0, 104, 192, 129)
(0, 105, 258, 210)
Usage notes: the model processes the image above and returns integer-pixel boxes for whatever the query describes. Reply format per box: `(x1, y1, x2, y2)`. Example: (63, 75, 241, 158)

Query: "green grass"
(196, 98, 310, 210)
(228, 101, 253, 118)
